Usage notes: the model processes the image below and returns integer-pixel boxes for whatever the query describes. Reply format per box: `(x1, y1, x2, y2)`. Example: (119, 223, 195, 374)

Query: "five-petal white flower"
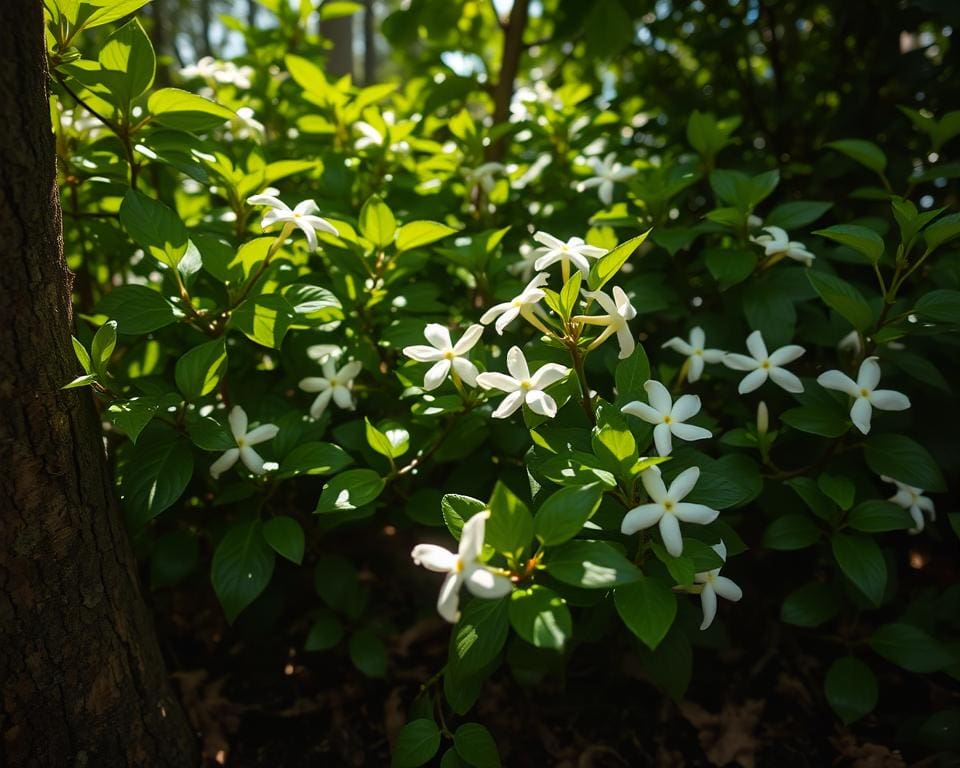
(531, 231, 606, 278)
(210, 406, 279, 479)
(881, 475, 935, 533)
(661, 326, 725, 383)
(403, 324, 483, 390)
(462, 162, 506, 195)
(480, 273, 549, 335)
(750, 226, 815, 266)
(475, 346, 570, 419)
(621, 466, 719, 557)
(299, 358, 363, 419)
(575, 287, 637, 359)
(816, 356, 910, 435)
(622, 380, 712, 456)
(576, 152, 637, 206)
(724, 331, 806, 394)
(411, 511, 513, 623)
(694, 541, 743, 630)
(246, 194, 339, 252)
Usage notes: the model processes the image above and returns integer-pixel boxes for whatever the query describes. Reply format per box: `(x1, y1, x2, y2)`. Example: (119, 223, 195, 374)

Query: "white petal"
(817, 370, 858, 396)
(724, 353, 760, 372)
(309, 389, 334, 419)
(451, 357, 479, 387)
(769, 345, 805, 366)
(332, 385, 355, 410)
(690, 327, 706, 349)
(598, 180, 613, 206)
(713, 576, 742, 602)
(459, 510, 489, 562)
(299, 376, 329, 393)
(640, 467, 668, 504)
(210, 448, 239, 479)
(475, 372, 519, 392)
(668, 466, 701, 501)
(644, 380, 673, 414)
(533, 231, 566, 250)
(403, 345, 445, 362)
(745, 330, 768, 361)
(670, 423, 712, 443)
(620, 503, 663, 535)
(738, 368, 769, 394)
(869, 389, 910, 411)
(525, 389, 558, 418)
(673, 502, 719, 525)
(662, 337, 694, 356)
(621, 400, 662, 424)
(653, 423, 673, 456)
(701, 349, 726, 363)
(660, 514, 684, 557)
(491, 390, 525, 418)
(464, 566, 514, 598)
(293, 199, 319, 216)
(850, 397, 873, 435)
(239, 445, 265, 474)
(297, 221, 318, 252)
(670, 394, 701, 422)
(857, 356, 882, 391)
(423, 323, 452, 350)
(228, 406, 248, 439)
(699, 584, 718, 630)
(244, 423, 279, 445)
(768, 367, 804, 393)
(423, 359, 452, 391)
(437, 572, 462, 623)
(411, 544, 457, 572)
(453, 324, 484, 354)
(337, 360, 363, 381)
(246, 194, 287, 210)
(615, 326, 636, 359)
(506, 346, 531, 380)
(530, 363, 569, 389)
(494, 306, 521, 334)
(687, 355, 705, 383)
(480, 302, 511, 326)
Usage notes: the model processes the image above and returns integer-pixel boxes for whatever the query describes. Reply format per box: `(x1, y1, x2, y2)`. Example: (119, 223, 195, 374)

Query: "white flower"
(209, 406, 279, 479)
(531, 231, 606, 277)
(402, 324, 483, 390)
(506, 244, 539, 282)
(354, 121, 385, 149)
(750, 226, 815, 266)
(881, 475, 935, 533)
(411, 511, 513, 622)
(246, 194, 339, 252)
(475, 346, 570, 419)
(299, 358, 363, 419)
(576, 152, 636, 206)
(661, 326, 725, 383)
(694, 541, 742, 630)
(621, 380, 712, 456)
(621, 466, 719, 557)
(226, 106, 265, 142)
(724, 330, 805, 394)
(817, 356, 910, 435)
(462, 162, 506, 195)
(480, 273, 549, 335)
(574, 286, 637, 359)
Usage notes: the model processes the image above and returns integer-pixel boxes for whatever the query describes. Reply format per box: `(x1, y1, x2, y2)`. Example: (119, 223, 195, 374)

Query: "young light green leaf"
(359, 194, 397, 247)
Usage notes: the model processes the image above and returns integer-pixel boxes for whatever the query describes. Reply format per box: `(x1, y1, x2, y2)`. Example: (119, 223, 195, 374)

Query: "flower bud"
(756, 400, 769, 436)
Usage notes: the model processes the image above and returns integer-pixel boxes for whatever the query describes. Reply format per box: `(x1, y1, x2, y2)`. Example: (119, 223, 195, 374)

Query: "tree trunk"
(489, 0, 530, 161)
(363, 0, 377, 85)
(320, 14, 354, 78)
(0, 3, 198, 766)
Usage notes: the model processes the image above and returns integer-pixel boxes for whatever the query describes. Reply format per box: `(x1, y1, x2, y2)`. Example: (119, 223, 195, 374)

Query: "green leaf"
(359, 194, 397, 247)
(120, 189, 189, 268)
(98, 18, 155, 108)
(80, 0, 153, 29)
(637, 626, 691, 701)
(349, 629, 387, 677)
(781, 404, 849, 438)
(614, 577, 677, 650)
(818, 473, 855, 511)
(704, 247, 757, 290)
(825, 658, 878, 725)
(613, 343, 650, 406)
(315, 469, 385, 513)
(914, 289, 960, 324)
(533, 483, 604, 546)
(71, 336, 91, 374)
(365, 417, 398, 459)
(813, 224, 884, 264)
(831, 533, 886, 607)
(764, 201, 832, 230)
(231, 294, 295, 349)
(485, 482, 533, 561)
(106, 397, 160, 443)
(262, 516, 305, 565)
(846, 500, 914, 532)
(686, 110, 740, 160)
(806, 270, 874, 330)
(922, 212, 960, 253)
(558, 270, 582, 322)
(651, 543, 696, 586)
(90, 320, 117, 376)
(442, 494, 486, 539)
(305, 609, 344, 651)
(453, 723, 501, 768)
(825, 139, 887, 173)
(395, 220, 458, 251)
(864, 433, 946, 492)
(870, 623, 957, 673)
(451, 597, 509, 674)
(547, 540, 641, 589)
(763, 514, 820, 550)
(586, 230, 651, 291)
(62, 374, 98, 389)
(211, 520, 275, 622)
(508, 585, 572, 651)
(391, 719, 441, 768)
(314, 555, 367, 616)
(780, 582, 841, 627)
(96, 285, 181, 334)
(120, 425, 193, 526)
(174, 339, 227, 401)
(147, 87, 235, 132)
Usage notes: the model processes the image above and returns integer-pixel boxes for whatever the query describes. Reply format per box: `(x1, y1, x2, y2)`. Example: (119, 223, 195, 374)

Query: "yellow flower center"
(519, 379, 532, 391)
(663, 500, 674, 511)
(663, 415, 672, 424)
(444, 350, 456, 360)
(761, 360, 771, 369)
(859, 388, 870, 398)
(455, 559, 465, 573)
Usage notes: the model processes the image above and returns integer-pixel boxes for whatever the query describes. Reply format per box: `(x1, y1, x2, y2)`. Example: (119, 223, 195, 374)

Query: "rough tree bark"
(320, 14, 355, 78)
(0, 2, 198, 766)
(489, 0, 530, 161)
